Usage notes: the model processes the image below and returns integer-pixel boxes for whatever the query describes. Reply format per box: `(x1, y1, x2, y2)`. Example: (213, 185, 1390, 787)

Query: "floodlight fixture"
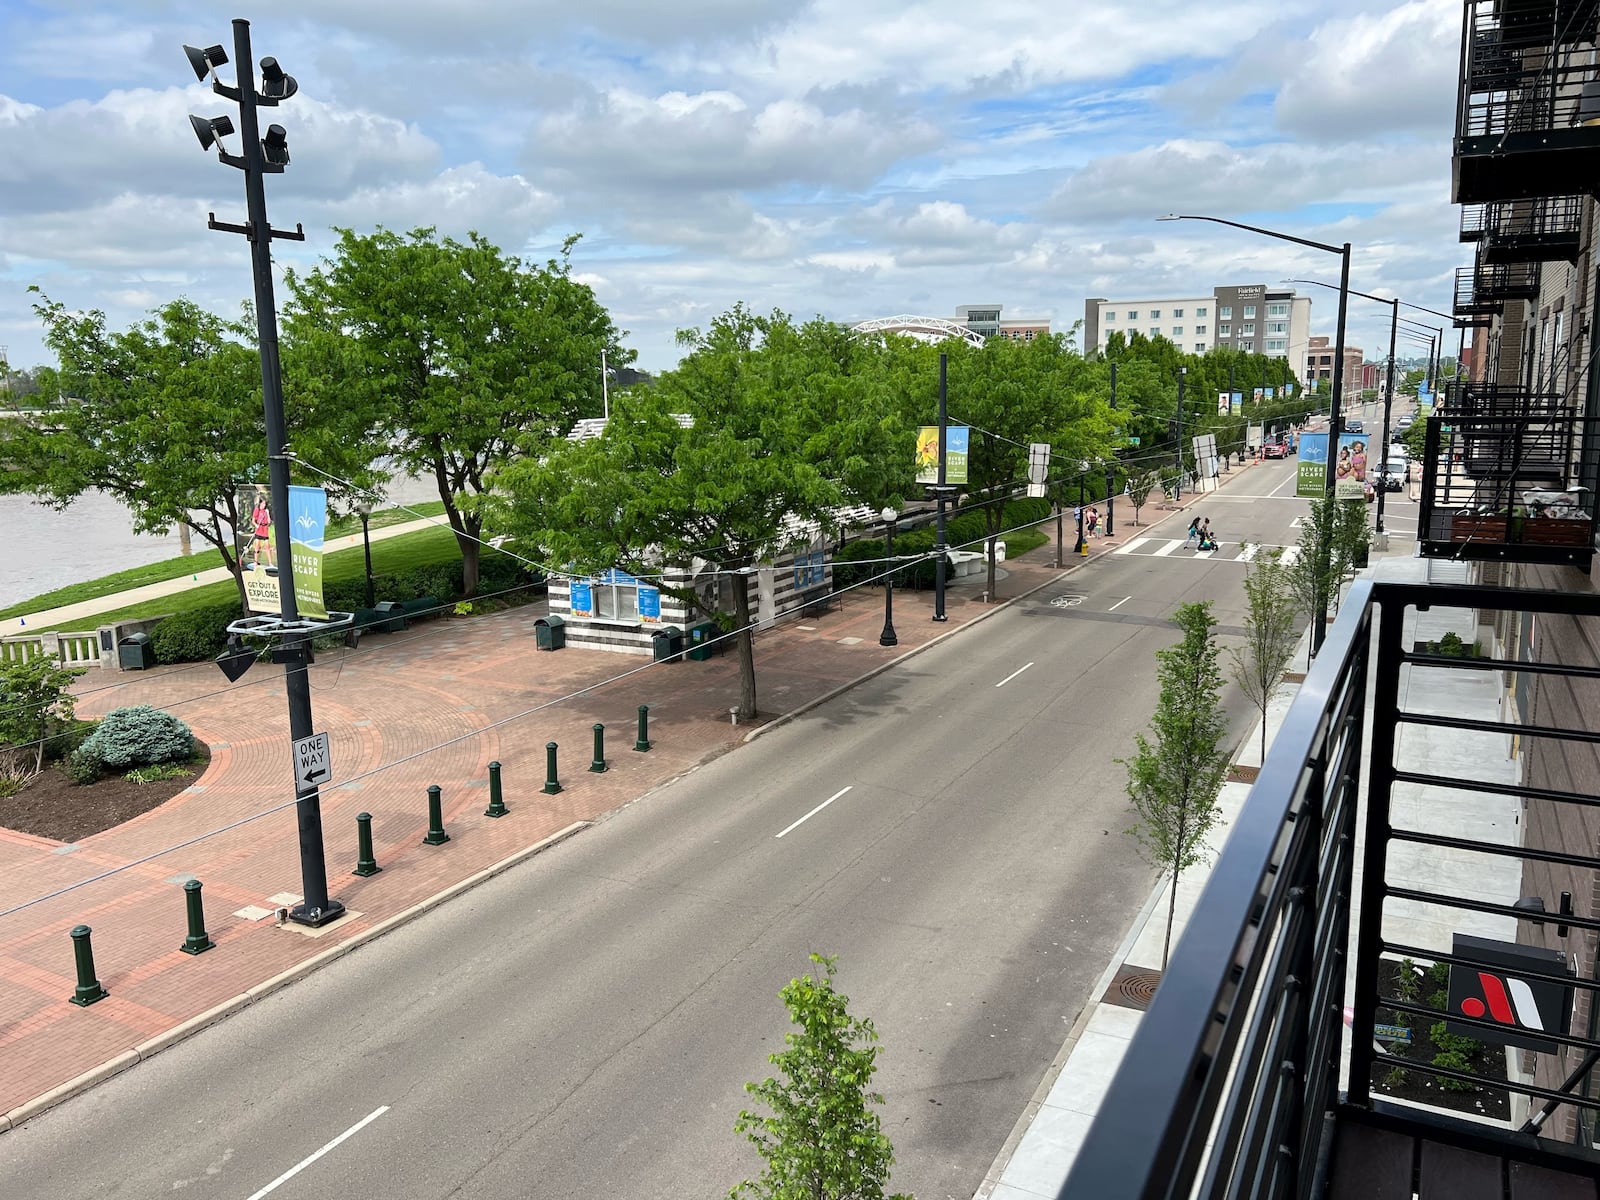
(215, 634, 255, 682)
(262, 124, 290, 166)
(184, 43, 228, 81)
(189, 112, 236, 151)
(259, 56, 298, 101)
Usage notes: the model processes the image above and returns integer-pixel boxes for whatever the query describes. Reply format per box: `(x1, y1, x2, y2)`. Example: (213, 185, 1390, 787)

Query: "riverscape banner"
(1296, 433, 1371, 500)
(916, 425, 969, 485)
(244, 484, 328, 618)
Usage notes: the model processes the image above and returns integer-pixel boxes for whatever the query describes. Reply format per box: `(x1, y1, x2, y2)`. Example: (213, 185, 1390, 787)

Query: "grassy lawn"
(0, 501, 447, 623)
(50, 522, 464, 632)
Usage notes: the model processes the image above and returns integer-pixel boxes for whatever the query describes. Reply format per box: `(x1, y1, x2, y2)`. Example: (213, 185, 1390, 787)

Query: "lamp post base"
(879, 625, 898, 647)
(288, 898, 346, 928)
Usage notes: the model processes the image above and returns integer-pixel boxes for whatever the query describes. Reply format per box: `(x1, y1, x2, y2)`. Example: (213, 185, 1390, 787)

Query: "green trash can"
(373, 600, 408, 633)
(686, 620, 722, 661)
(535, 614, 566, 650)
(652, 626, 685, 662)
(118, 632, 155, 671)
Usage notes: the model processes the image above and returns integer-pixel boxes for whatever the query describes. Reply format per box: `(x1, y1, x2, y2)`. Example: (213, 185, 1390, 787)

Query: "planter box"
(1519, 517, 1592, 547)
(1448, 515, 1508, 543)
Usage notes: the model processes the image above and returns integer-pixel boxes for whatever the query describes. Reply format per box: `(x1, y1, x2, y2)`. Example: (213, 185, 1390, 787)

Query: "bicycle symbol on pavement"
(1050, 594, 1085, 608)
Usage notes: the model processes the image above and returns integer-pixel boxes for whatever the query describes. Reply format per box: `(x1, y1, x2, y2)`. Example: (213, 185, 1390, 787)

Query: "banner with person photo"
(243, 484, 329, 617)
(1297, 432, 1370, 500)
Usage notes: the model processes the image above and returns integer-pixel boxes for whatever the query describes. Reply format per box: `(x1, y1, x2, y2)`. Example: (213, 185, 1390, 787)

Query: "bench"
(798, 588, 838, 617)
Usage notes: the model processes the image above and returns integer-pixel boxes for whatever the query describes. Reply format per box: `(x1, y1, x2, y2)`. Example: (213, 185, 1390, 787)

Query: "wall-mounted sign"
(1446, 933, 1573, 1053)
(569, 579, 593, 618)
(638, 584, 661, 623)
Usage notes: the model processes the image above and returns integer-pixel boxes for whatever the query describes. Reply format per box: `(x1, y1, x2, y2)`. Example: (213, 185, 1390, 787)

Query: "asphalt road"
(1, 460, 1325, 1200)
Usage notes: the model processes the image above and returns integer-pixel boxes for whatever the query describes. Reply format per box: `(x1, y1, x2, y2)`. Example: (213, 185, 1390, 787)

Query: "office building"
(1083, 285, 1313, 366)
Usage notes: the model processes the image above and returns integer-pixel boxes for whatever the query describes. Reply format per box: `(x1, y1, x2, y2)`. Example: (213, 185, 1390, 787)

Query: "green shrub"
(150, 602, 240, 664)
(1381, 1066, 1410, 1089)
(46, 718, 98, 763)
(64, 745, 102, 785)
(1429, 960, 1452, 993)
(1431, 1048, 1477, 1091)
(125, 762, 192, 784)
(79, 706, 195, 770)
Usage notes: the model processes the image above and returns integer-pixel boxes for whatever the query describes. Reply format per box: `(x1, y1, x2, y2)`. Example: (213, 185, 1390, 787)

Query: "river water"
(0, 475, 446, 612)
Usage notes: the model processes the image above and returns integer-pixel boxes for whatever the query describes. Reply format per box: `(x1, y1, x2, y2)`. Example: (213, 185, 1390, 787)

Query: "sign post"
(293, 731, 332, 794)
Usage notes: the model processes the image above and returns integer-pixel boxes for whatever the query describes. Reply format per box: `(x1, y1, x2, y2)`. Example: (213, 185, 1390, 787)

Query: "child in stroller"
(1196, 518, 1218, 553)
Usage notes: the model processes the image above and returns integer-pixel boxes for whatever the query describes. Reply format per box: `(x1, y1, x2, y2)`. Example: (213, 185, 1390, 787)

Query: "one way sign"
(293, 732, 332, 793)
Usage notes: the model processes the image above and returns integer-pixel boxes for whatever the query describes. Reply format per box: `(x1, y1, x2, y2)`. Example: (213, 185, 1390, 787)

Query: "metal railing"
(1060, 582, 1600, 1198)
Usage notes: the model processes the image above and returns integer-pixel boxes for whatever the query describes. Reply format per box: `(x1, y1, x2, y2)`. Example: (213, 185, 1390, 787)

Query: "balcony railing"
(1470, 195, 1586, 261)
(1474, 255, 1543, 300)
(1454, 3, 1600, 203)
(1455, 266, 1506, 318)
(1060, 581, 1600, 1199)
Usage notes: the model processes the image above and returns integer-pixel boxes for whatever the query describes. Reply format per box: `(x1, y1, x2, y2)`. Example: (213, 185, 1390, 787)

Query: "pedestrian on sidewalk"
(1087, 507, 1099, 538)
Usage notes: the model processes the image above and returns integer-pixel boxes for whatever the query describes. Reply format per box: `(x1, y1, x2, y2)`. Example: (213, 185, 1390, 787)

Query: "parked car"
(1263, 441, 1289, 459)
(1379, 459, 1408, 492)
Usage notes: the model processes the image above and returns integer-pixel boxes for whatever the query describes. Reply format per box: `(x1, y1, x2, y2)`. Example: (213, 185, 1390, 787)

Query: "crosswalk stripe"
(1237, 543, 1259, 561)
(1281, 546, 1301, 566)
(1151, 540, 1185, 557)
(1115, 537, 1150, 555)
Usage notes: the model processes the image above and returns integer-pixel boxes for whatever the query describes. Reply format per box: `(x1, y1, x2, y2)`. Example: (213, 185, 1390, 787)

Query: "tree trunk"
(1163, 869, 1177, 972)
(731, 570, 758, 720)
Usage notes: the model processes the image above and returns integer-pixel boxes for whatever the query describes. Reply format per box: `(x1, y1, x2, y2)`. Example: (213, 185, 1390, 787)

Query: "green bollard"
(353, 811, 381, 876)
(179, 879, 213, 955)
(634, 705, 651, 752)
(590, 723, 607, 773)
(69, 925, 107, 1006)
(543, 741, 562, 795)
(485, 760, 508, 818)
(423, 784, 450, 845)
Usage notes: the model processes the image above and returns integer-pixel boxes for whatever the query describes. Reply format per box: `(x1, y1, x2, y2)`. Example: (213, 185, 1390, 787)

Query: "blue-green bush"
(78, 706, 195, 770)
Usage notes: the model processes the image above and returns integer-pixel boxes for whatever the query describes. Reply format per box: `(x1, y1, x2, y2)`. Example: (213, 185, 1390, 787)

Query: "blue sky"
(0, 0, 1464, 375)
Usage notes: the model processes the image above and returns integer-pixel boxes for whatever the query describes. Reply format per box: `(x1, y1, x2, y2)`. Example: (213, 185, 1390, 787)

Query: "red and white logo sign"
(1456, 971, 1545, 1031)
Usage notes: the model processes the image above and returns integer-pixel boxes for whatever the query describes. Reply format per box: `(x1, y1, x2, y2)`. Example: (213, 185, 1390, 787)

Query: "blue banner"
(638, 585, 661, 623)
(569, 580, 593, 617)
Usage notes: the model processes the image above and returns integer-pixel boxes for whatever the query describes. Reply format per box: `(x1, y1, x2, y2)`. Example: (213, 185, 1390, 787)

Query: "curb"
(0, 821, 588, 1134)
(971, 876, 1169, 1199)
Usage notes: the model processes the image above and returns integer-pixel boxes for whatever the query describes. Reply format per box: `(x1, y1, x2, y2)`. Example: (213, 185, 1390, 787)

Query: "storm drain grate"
(1103, 964, 1162, 1011)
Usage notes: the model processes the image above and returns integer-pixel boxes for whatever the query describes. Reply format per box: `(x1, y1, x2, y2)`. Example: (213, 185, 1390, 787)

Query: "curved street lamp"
(1162, 214, 1352, 656)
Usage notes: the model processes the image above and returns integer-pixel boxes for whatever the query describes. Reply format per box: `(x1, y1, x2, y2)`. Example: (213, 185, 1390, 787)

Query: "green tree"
(1126, 470, 1157, 527)
(0, 292, 377, 613)
(730, 953, 910, 1200)
(1330, 499, 1373, 611)
(925, 334, 1108, 599)
(0, 653, 85, 781)
(1229, 548, 1300, 764)
(486, 306, 914, 720)
(283, 228, 626, 595)
(1124, 601, 1230, 969)
(1286, 496, 1340, 665)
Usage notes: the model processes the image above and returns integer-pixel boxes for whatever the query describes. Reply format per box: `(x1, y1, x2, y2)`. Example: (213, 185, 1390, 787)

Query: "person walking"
(1087, 507, 1100, 538)
(1185, 516, 1200, 548)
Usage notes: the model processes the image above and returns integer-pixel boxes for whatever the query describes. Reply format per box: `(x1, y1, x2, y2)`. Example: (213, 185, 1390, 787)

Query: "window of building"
(1196, 326, 1207, 337)
(1172, 325, 1184, 336)
(1266, 338, 1287, 353)
(1320, 355, 1332, 365)
(1195, 343, 1206, 353)
(1173, 307, 1184, 318)
(1219, 306, 1232, 319)
(1243, 305, 1256, 318)
(1105, 310, 1115, 321)
(573, 569, 653, 623)
(1149, 327, 1161, 336)
(1196, 307, 1208, 317)
(1220, 325, 1232, 337)
(1267, 321, 1287, 335)
(1268, 302, 1289, 318)
(1241, 325, 1255, 337)
(1150, 309, 1161, 319)
(1127, 311, 1138, 320)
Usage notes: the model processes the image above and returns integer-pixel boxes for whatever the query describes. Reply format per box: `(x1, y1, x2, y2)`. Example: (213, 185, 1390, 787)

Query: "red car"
(1263, 441, 1289, 459)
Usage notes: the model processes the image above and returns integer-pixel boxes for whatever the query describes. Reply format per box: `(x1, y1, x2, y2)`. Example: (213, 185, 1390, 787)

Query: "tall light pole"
(186, 22, 342, 927)
(931, 352, 952, 623)
(878, 507, 898, 647)
(1174, 367, 1186, 500)
(1164, 214, 1350, 654)
(356, 497, 376, 608)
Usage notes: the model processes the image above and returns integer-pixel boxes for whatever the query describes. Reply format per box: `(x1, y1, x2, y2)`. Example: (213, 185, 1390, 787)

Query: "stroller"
(1197, 528, 1219, 553)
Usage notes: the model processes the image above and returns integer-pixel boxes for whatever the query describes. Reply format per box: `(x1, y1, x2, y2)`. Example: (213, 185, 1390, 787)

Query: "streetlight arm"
(1283, 277, 1455, 324)
(1160, 214, 1343, 256)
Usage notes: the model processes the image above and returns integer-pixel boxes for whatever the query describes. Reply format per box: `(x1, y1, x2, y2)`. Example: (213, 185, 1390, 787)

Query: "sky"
(0, 0, 1465, 378)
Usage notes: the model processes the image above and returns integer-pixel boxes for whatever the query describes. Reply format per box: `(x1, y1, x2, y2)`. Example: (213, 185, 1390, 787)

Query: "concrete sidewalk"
(1, 516, 445, 636)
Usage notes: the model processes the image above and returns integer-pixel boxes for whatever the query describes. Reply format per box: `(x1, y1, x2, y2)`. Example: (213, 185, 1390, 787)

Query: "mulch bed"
(1368, 956, 1509, 1120)
(0, 745, 209, 843)
(1227, 765, 1260, 784)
